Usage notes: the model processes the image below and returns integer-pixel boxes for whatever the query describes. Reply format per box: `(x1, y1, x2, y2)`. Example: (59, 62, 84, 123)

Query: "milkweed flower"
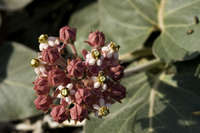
(31, 25, 126, 123)
(85, 30, 105, 47)
(59, 26, 76, 44)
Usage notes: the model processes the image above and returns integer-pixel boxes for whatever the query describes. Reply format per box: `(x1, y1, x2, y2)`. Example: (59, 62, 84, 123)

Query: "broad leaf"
(0, 0, 32, 10)
(70, 0, 200, 62)
(0, 42, 40, 121)
(69, 1, 153, 56)
(85, 61, 200, 133)
(69, 3, 99, 55)
(153, 0, 200, 62)
(98, 0, 156, 55)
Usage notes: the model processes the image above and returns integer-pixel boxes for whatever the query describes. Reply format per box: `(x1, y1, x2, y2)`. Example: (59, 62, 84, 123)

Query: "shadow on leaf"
(0, 42, 13, 83)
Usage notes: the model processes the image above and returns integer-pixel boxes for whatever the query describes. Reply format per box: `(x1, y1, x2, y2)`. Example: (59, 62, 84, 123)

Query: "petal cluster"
(31, 26, 126, 123)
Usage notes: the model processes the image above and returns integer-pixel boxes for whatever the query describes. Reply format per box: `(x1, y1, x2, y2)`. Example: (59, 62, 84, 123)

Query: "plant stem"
(119, 48, 152, 62)
(124, 58, 162, 77)
(69, 43, 77, 57)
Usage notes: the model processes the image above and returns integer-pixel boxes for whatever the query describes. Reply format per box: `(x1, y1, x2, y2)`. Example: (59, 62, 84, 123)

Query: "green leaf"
(70, 0, 200, 62)
(98, 0, 156, 56)
(85, 61, 200, 133)
(0, 42, 40, 121)
(69, 3, 99, 55)
(0, 0, 32, 10)
(69, 1, 154, 56)
(153, 0, 200, 62)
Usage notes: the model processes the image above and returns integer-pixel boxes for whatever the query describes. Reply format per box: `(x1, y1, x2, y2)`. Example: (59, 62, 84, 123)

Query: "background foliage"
(0, 0, 200, 133)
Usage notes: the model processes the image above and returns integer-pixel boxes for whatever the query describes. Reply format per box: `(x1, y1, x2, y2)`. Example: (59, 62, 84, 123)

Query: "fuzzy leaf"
(69, 1, 153, 56)
(85, 60, 200, 133)
(70, 0, 200, 62)
(153, 0, 200, 62)
(69, 3, 99, 55)
(0, 42, 40, 121)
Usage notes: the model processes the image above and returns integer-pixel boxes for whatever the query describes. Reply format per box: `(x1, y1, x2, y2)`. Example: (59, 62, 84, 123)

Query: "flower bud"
(70, 104, 88, 122)
(87, 66, 100, 77)
(67, 58, 86, 78)
(48, 68, 69, 86)
(109, 65, 124, 80)
(41, 47, 60, 64)
(75, 89, 91, 105)
(33, 77, 50, 95)
(82, 49, 88, 59)
(85, 31, 105, 47)
(50, 105, 69, 123)
(59, 26, 76, 44)
(110, 84, 126, 102)
(34, 95, 52, 111)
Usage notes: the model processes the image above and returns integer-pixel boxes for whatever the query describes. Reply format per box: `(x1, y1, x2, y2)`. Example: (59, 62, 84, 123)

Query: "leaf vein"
(100, 3, 150, 30)
(126, 0, 157, 25)
(165, 0, 200, 16)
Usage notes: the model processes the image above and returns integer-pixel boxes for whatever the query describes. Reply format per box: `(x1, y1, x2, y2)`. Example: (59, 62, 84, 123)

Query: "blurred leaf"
(195, 64, 200, 79)
(0, 13, 2, 27)
(0, 0, 32, 10)
(6, 0, 73, 50)
(70, 0, 200, 62)
(85, 61, 200, 133)
(0, 42, 40, 121)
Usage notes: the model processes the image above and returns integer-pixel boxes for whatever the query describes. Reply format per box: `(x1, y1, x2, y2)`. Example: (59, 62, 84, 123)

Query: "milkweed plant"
(30, 26, 126, 123)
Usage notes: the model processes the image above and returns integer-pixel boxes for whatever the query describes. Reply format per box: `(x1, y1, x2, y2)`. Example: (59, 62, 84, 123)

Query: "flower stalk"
(69, 43, 78, 57)
(124, 58, 162, 77)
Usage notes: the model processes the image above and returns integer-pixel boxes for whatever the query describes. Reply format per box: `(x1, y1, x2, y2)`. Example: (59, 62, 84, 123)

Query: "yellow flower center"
(38, 34, 48, 44)
(98, 76, 106, 83)
(98, 71, 106, 83)
(61, 88, 69, 97)
(110, 42, 120, 51)
(91, 49, 100, 60)
(98, 106, 109, 117)
(31, 58, 40, 67)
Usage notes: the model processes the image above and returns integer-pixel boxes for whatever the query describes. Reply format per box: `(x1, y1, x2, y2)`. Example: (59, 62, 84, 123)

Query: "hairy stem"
(124, 58, 162, 77)
(69, 43, 78, 57)
(119, 48, 152, 62)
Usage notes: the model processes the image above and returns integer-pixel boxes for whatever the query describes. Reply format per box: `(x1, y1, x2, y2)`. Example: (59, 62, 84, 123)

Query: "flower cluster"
(31, 26, 126, 123)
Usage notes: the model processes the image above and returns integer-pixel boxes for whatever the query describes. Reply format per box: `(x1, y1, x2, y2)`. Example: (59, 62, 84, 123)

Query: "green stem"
(124, 58, 162, 77)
